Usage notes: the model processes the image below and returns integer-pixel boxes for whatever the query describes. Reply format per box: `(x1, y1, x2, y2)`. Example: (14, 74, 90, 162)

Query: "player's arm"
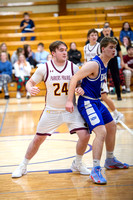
(26, 78, 40, 96)
(26, 64, 46, 96)
(124, 64, 133, 72)
(66, 61, 98, 113)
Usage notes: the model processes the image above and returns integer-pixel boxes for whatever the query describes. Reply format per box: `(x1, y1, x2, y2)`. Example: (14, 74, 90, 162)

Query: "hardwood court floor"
(0, 93, 133, 200)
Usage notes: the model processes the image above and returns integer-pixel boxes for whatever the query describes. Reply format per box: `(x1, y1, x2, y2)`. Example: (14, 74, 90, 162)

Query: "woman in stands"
(24, 44, 37, 68)
(68, 42, 82, 66)
(0, 43, 10, 61)
(120, 36, 132, 56)
(119, 22, 133, 44)
(0, 51, 12, 99)
(14, 53, 31, 99)
(11, 47, 24, 65)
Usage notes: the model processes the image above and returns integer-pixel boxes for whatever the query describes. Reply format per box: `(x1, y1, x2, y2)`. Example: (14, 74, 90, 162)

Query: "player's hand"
(28, 86, 40, 96)
(75, 87, 84, 96)
(65, 101, 74, 113)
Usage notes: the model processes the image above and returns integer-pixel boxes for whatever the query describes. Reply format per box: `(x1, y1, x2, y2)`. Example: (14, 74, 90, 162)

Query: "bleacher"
(0, 3, 133, 98)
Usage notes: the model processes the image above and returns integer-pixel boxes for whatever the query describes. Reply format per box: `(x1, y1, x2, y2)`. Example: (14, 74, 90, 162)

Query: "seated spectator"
(98, 25, 113, 43)
(0, 43, 10, 61)
(99, 22, 114, 38)
(119, 22, 133, 44)
(24, 44, 37, 68)
(84, 29, 100, 62)
(14, 54, 31, 99)
(120, 36, 131, 56)
(85, 22, 113, 45)
(11, 47, 24, 65)
(20, 12, 35, 41)
(123, 46, 133, 93)
(47, 54, 52, 61)
(68, 42, 82, 66)
(35, 43, 49, 66)
(0, 52, 12, 99)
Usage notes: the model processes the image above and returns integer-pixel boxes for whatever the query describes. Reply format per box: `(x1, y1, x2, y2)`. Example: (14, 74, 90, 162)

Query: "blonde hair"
(17, 53, 27, 66)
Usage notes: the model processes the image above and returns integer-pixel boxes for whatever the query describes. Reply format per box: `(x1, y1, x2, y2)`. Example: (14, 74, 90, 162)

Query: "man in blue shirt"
(0, 52, 12, 99)
(35, 43, 49, 65)
(20, 12, 35, 41)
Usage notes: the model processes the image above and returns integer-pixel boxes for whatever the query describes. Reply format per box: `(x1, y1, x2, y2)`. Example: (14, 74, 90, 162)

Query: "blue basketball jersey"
(81, 55, 107, 99)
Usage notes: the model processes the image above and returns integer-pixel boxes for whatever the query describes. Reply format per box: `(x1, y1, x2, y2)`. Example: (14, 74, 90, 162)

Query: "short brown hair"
(87, 29, 98, 37)
(23, 12, 29, 17)
(100, 37, 117, 52)
(49, 41, 67, 53)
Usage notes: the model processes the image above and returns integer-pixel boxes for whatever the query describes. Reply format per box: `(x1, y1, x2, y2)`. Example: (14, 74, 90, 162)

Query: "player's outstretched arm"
(26, 78, 40, 96)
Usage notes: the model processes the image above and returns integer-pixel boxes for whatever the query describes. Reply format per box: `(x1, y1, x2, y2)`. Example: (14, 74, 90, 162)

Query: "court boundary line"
(0, 99, 9, 134)
(0, 165, 133, 176)
(0, 183, 133, 195)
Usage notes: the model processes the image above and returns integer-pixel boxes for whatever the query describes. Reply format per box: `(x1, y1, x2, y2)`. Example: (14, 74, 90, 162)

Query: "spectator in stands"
(11, 47, 24, 65)
(84, 29, 100, 62)
(120, 36, 131, 56)
(14, 53, 31, 99)
(20, 12, 35, 41)
(35, 43, 49, 66)
(123, 46, 133, 93)
(47, 54, 52, 61)
(0, 52, 12, 99)
(0, 43, 10, 61)
(119, 22, 133, 44)
(24, 44, 37, 68)
(99, 22, 114, 39)
(98, 26, 125, 100)
(68, 42, 82, 66)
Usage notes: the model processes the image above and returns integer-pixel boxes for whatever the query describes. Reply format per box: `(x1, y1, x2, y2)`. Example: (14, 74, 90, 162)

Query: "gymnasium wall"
(0, 0, 133, 14)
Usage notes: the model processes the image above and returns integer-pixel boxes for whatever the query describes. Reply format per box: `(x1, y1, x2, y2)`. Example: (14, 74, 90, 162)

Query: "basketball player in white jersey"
(12, 41, 90, 178)
(84, 29, 100, 62)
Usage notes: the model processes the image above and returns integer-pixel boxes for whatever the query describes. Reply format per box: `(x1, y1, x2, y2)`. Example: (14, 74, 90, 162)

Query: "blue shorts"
(77, 96, 113, 133)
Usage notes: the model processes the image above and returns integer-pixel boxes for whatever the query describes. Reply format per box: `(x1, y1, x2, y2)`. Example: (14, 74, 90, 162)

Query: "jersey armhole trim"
(44, 62, 49, 82)
(71, 62, 74, 76)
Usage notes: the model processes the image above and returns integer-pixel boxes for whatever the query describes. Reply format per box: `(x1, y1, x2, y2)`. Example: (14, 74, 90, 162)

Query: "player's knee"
(78, 130, 90, 142)
(96, 127, 107, 142)
(110, 120, 117, 132)
(33, 135, 46, 146)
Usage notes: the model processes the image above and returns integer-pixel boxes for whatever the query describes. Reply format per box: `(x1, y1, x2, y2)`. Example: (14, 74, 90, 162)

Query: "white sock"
(109, 87, 114, 91)
(93, 159, 100, 167)
(75, 154, 83, 164)
(122, 85, 126, 89)
(21, 158, 30, 166)
(106, 151, 114, 159)
(112, 109, 118, 116)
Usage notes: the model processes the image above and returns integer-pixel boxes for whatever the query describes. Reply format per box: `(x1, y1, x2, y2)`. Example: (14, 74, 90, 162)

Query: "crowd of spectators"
(0, 14, 133, 100)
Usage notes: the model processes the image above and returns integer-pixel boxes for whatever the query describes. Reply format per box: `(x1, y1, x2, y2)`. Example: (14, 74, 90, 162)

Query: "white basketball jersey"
(45, 60, 79, 110)
(84, 42, 100, 62)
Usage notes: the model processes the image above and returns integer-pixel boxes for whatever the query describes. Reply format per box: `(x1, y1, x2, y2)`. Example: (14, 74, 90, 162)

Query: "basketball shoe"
(104, 157, 129, 170)
(90, 166, 107, 184)
(12, 164, 27, 178)
(71, 160, 91, 175)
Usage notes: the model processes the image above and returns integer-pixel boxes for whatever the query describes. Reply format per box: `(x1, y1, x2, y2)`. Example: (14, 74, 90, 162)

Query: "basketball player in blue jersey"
(66, 37, 129, 185)
(12, 41, 91, 178)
